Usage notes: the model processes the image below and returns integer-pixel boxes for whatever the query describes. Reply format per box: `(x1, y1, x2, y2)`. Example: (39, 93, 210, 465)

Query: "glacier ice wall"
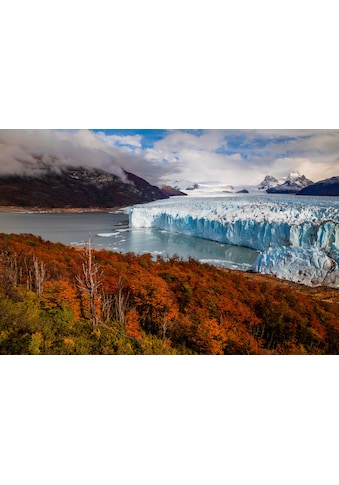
(253, 247, 339, 287)
(129, 195, 339, 287)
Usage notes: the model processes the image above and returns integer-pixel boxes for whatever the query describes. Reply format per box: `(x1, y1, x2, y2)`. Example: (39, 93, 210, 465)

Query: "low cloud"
(0, 129, 182, 184)
(0, 129, 123, 178)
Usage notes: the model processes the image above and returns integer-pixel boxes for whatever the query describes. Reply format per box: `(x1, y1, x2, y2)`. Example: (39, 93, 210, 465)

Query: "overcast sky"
(0, 129, 338, 186)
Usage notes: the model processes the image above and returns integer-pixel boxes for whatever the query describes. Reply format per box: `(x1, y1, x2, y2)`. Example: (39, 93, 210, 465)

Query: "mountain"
(168, 180, 199, 191)
(160, 185, 187, 197)
(0, 166, 168, 209)
(267, 172, 313, 194)
(297, 176, 339, 196)
(257, 175, 279, 190)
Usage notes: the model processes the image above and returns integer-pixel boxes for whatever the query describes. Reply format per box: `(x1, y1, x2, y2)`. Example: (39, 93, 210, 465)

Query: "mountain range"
(0, 165, 338, 210)
(167, 172, 338, 196)
(262, 172, 339, 196)
(266, 172, 314, 194)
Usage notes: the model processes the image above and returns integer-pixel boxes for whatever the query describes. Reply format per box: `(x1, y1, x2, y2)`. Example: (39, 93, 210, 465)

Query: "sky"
(0, 129, 339, 186)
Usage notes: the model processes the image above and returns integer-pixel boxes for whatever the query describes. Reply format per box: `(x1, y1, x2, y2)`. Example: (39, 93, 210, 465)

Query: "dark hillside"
(298, 176, 339, 196)
(0, 166, 168, 208)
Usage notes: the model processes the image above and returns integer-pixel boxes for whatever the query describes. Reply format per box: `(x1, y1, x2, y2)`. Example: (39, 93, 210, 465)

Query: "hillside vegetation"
(1, 233, 339, 355)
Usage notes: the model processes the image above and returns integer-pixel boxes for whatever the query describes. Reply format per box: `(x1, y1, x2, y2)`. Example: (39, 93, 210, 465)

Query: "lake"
(0, 209, 259, 270)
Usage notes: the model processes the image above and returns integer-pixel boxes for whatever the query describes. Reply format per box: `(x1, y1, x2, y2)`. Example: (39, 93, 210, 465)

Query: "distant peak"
(267, 172, 314, 193)
(257, 175, 278, 190)
(287, 171, 301, 179)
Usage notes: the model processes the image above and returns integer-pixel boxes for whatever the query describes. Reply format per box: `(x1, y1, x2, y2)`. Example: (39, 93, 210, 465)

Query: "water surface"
(0, 210, 259, 270)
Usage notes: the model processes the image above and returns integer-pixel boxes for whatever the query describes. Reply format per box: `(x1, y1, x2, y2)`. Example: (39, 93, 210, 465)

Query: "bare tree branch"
(76, 238, 102, 326)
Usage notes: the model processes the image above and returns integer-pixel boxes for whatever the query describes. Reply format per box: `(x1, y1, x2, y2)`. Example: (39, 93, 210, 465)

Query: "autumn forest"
(1, 232, 339, 355)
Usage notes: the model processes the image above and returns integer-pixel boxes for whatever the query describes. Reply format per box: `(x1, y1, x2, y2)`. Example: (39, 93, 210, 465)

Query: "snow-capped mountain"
(298, 176, 339, 196)
(267, 172, 313, 194)
(167, 172, 314, 196)
(165, 180, 258, 196)
(257, 175, 279, 190)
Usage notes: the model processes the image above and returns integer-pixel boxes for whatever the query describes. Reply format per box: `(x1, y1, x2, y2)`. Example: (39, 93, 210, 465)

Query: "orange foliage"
(41, 280, 81, 322)
(1, 233, 339, 354)
(125, 308, 142, 340)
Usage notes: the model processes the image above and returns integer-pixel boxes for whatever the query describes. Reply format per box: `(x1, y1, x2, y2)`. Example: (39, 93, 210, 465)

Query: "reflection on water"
(121, 228, 259, 270)
(0, 211, 259, 271)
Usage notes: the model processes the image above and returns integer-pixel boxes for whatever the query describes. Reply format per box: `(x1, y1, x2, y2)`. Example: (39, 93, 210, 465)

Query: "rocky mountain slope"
(160, 185, 187, 197)
(257, 175, 279, 190)
(298, 176, 339, 196)
(267, 172, 313, 194)
(0, 166, 168, 209)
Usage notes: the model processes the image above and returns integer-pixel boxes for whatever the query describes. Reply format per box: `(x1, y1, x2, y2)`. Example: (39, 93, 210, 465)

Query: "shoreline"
(0, 205, 126, 213)
(0, 228, 338, 302)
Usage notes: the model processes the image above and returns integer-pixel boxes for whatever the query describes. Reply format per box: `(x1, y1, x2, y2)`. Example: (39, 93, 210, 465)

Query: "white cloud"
(0, 130, 125, 178)
(95, 132, 143, 148)
(0, 129, 180, 184)
(201, 131, 335, 183)
(0, 129, 338, 186)
(95, 129, 339, 185)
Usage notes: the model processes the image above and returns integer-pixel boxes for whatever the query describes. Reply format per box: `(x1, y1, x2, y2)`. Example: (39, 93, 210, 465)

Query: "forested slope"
(1, 233, 338, 354)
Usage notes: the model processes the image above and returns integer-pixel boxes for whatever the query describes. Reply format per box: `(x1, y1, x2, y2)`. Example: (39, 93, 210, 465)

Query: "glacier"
(253, 247, 339, 287)
(129, 195, 339, 287)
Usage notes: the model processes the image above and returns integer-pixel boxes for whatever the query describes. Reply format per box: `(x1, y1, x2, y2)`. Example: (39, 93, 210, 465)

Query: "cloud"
(0, 129, 122, 177)
(95, 132, 143, 149)
(0, 129, 168, 183)
(143, 129, 339, 184)
(0, 129, 338, 186)
(0, 129, 184, 184)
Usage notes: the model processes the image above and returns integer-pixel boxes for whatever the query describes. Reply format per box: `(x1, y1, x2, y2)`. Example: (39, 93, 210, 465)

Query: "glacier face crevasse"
(252, 247, 339, 287)
(129, 196, 339, 287)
